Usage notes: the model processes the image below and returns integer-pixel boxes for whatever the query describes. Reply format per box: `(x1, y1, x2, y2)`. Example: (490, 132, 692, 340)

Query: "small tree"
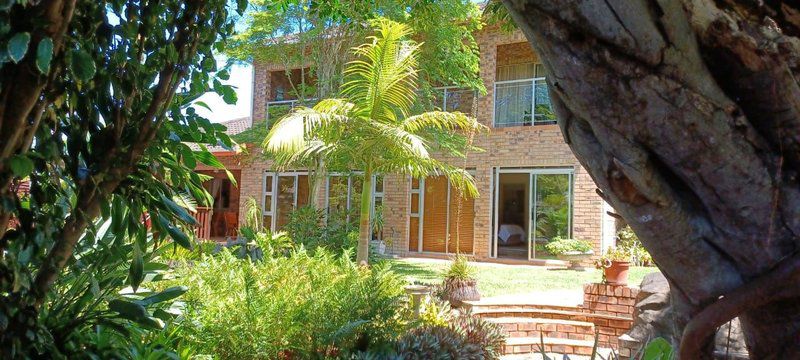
(264, 19, 486, 264)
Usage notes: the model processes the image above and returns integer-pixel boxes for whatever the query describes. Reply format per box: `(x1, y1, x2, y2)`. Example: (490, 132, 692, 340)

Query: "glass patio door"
(492, 168, 573, 260)
(529, 172, 573, 259)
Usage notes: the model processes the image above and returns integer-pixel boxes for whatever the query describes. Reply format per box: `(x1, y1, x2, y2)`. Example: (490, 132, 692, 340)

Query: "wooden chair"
(223, 211, 238, 238)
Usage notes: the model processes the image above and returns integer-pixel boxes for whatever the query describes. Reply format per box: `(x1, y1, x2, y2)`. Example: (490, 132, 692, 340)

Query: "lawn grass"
(382, 258, 659, 298)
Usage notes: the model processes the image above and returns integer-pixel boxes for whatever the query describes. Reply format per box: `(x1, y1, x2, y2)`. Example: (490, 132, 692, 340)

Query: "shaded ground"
(383, 257, 659, 298)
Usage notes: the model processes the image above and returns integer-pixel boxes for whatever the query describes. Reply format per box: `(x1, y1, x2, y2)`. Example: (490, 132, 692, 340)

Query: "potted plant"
(442, 254, 480, 307)
(544, 237, 594, 270)
(595, 247, 631, 285)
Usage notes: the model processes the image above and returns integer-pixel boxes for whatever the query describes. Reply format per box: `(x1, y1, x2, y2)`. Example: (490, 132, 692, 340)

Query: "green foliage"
(394, 314, 505, 360)
(31, 219, 188, 358)
(544, 237, 594, 255)
(228, 0, 483, 99)
(0, 0, 245, 357)
(616, 225, 653, 266)
(285, 205, 358, 256)
(168, 249, 408, 358)
(443, 254, 476, 281)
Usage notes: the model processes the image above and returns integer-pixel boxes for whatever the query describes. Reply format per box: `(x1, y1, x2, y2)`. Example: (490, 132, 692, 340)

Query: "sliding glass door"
(492, 168, 573, 260)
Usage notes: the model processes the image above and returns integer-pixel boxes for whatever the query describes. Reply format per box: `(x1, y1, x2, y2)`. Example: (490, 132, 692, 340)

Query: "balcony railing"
(493, 77, 556, 128)
(265, 98, 318, 127)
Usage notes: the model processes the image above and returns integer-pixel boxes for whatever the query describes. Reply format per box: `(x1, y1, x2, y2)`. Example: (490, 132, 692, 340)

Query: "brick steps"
(486, 317, 596, 341)
(503, 337, 600, 356)
(473, 306, 631, 351)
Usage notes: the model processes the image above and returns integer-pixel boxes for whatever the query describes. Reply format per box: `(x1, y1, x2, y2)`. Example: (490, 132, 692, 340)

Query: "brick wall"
(582, 283, 638, 348)
(583, 283, 639, 317)
(245, 25, 611, 262)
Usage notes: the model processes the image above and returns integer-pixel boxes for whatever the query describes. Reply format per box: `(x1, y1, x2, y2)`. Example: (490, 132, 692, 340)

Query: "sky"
(193, 60, 253, 123)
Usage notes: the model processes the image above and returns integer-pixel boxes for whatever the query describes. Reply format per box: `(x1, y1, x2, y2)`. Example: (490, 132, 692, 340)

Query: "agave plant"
(264, 18, 486, 264)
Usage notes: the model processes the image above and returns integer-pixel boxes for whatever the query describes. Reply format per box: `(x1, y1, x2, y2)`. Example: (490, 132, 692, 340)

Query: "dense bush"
(168, 249, 408, 359)
(285, 205, 358, 256)
(394, 314, 504, 360)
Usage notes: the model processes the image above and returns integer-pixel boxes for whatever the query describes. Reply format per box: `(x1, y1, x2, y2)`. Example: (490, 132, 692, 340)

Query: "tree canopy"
(227, 0, 484, 99)
(0, 0, 244, 356)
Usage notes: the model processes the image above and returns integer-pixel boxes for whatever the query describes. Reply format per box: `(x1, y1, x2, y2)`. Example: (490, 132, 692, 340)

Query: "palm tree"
(264, 19, 486, 264)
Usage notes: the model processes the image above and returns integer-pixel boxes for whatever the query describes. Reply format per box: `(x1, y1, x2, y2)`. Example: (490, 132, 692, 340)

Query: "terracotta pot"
(443, 278, 480, 307)
(604, 261, 630, 285)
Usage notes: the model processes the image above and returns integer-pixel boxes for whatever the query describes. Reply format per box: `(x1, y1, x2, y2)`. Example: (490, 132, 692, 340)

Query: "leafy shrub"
(394, 315, 504, 360)
(543, 237, 593, 255)
(616, 226, 653, 266)
(443, 254, 475, 281)
(395, 325, 479, 359)
(23, 218, 190, 358)
(168, 249, 408, 359)
(285, 205, 358, 257)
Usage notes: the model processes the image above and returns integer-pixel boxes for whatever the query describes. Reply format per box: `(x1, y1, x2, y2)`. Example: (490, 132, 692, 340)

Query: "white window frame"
(492, 76, 552, 128)
(262, 171, 308, 230)
(323, 172, 382, 234)
(489, 167, 575, 260)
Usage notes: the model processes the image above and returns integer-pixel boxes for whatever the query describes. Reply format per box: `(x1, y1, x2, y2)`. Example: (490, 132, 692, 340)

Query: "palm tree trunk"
(355, 170, 373, 264)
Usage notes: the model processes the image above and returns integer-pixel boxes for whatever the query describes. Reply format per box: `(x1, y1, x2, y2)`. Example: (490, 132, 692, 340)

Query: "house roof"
(220, 116, 251, 136)
(186, 116, 252, 154)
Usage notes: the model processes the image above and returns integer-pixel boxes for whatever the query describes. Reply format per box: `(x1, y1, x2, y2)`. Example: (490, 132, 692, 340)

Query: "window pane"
(263, 215, 272, 230)
(496, 63, 535, 81)
(533, 79, 555, 125)
(296, 175, 310, 207)
(410, 193, 419, 214)
(327, 176, 349, 214)
(411, 178, 420, 190)
(264, 195, 272, 212)
(374, 175, 383, 193)
(372, 197, 383, 241)
(421, 176, 448, 253)
(534, 174, 572, 258)
(495, 81, 533, 127)
(275, 176, 296, 230)
(265, 175, 273, 193)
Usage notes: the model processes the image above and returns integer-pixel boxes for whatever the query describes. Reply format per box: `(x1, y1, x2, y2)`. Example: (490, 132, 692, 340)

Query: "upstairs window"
(493, 44, 556, 128)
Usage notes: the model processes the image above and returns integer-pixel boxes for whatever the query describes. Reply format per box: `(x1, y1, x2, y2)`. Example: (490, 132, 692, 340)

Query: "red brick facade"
(210, 26, 616, 263)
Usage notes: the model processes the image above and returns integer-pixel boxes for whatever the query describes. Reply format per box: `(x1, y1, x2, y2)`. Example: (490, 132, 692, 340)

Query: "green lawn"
(382, 258, 659, 298)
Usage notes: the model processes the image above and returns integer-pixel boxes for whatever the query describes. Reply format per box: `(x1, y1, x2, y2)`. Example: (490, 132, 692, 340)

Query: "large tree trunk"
(503, 0, 800, 358)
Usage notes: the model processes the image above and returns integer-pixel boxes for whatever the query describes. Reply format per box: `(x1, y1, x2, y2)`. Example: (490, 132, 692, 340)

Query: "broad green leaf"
(642, 337, 673, 360)
(108, 299, 149, 320)
(157, 214, 193, 250)
(135, 286, 188, 307)
(35, 37, 53, 73)
(70, 49, 96, 81)
(160, 193, 197, 225)
(180, 145, 197, 169)
(7, 32, 30, 63)
(194, 150, 224, 169)
(193, 100, 212, 112)
(129, 245, 144, 292)
(8, 155, 34, 177)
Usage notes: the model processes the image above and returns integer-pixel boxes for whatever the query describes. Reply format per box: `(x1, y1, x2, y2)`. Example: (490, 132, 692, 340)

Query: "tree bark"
(503, 0, 800, 357)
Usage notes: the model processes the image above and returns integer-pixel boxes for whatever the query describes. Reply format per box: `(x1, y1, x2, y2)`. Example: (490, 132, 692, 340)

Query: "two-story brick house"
(196, 23, 617, 264)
